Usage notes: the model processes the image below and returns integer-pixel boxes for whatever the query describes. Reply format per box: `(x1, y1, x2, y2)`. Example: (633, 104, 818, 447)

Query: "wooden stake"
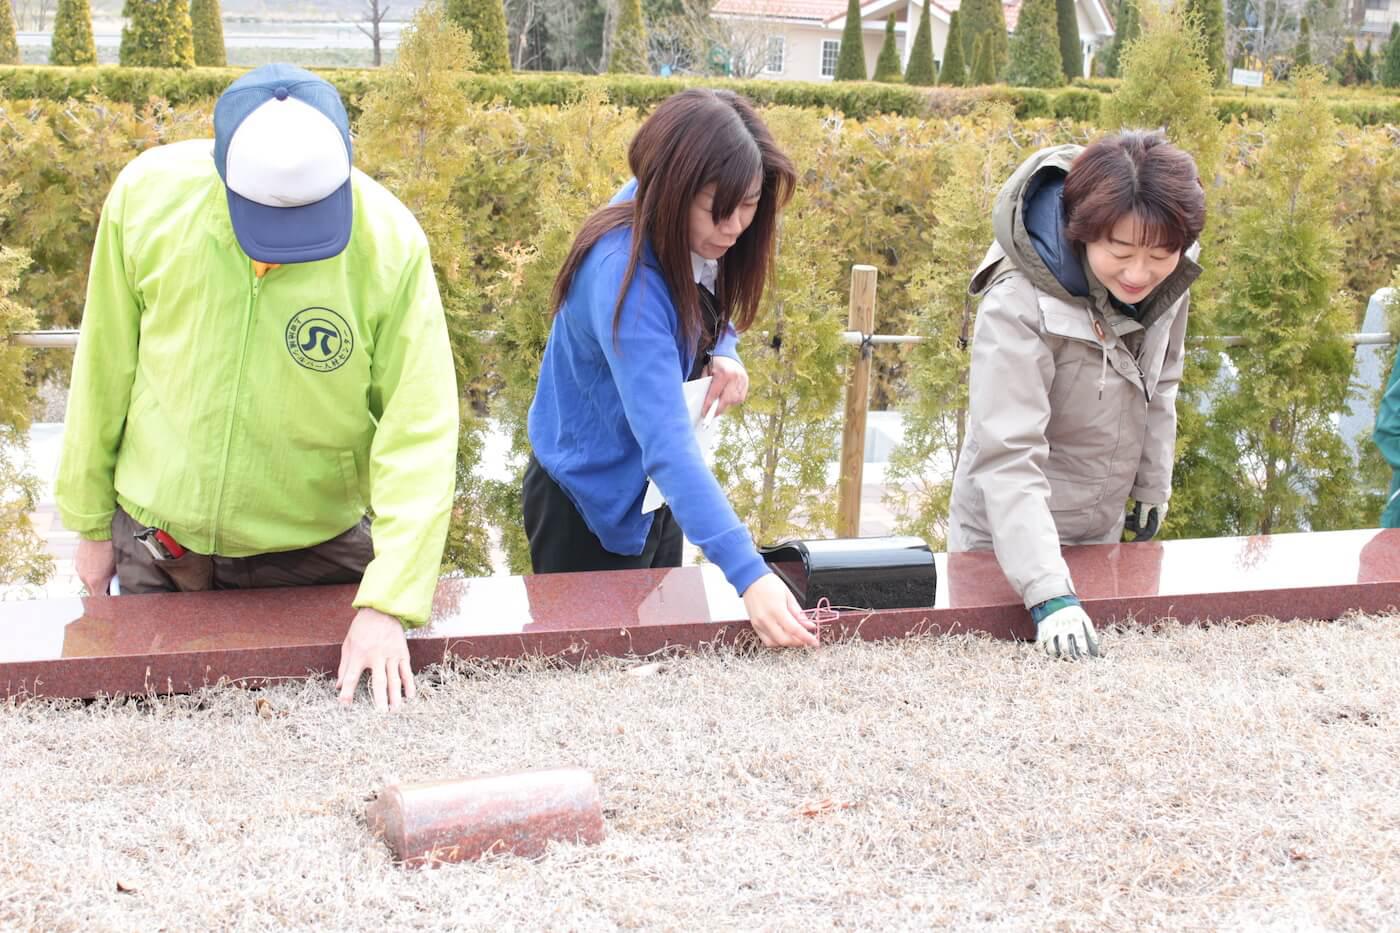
(837, 265, 878, 538)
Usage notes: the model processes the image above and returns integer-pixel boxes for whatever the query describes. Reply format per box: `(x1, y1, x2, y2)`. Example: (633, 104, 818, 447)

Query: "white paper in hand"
(642, 376, 720, 514)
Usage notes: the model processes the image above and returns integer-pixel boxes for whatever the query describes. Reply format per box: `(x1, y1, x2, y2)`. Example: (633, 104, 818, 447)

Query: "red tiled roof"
(711, 0, 848, 21)
(923, 0, 1025, 31)
(715, 0, 1024, 30)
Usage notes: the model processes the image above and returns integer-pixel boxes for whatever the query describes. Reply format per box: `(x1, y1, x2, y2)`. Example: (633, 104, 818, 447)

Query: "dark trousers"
(522, 456, 682, 574)
(111, 505, 374, 594)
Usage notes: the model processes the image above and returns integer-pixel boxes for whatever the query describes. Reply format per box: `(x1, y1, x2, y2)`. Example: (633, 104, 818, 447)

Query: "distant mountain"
(92, 0, 429, 20)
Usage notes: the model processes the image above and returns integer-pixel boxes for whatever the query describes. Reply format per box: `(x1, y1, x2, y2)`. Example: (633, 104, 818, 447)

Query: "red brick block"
(366, 767, 605, 867)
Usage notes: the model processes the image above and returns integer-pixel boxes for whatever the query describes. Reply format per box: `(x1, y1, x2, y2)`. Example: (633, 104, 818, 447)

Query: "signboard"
(1231, 68, 1264, 88)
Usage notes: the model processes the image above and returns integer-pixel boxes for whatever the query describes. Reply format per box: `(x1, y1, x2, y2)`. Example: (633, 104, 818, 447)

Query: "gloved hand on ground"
(1035, 604, 1101, 660)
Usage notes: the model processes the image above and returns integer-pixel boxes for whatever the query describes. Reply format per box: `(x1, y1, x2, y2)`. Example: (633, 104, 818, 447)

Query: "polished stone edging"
(4, 528, 1399, 699)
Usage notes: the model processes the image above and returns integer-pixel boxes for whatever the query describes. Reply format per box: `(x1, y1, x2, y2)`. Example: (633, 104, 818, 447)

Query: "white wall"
(751, 23, 893, 81)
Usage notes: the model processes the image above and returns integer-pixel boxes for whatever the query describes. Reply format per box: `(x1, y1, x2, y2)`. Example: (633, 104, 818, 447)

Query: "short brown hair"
(1062, 130, 1205, 253)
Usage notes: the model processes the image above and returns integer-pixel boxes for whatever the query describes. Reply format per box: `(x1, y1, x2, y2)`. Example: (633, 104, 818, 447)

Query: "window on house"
(765, 36, 786, 74)
(821, 39, 840, 77)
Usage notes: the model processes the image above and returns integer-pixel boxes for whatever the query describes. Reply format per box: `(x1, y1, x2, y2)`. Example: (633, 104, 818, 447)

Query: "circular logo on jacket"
(286, 307, 353, 372)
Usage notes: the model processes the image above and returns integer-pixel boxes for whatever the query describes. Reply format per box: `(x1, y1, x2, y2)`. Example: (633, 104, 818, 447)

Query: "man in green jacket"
(56, 64, 458, 711)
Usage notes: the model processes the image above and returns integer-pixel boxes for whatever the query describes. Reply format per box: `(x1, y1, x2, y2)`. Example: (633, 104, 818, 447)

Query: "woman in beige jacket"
(948, 131, 1207, 660)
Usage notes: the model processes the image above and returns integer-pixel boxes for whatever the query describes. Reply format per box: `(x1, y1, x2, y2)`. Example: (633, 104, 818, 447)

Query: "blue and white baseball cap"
(213, 64, 353, 264)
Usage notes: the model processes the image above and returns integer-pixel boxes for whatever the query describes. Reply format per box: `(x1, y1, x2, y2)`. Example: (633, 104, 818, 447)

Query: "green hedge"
(1052, 88, 1102, 122)
(2, 65, 1397, 125)
(1213, 94, 1400, 126)
(0, 66, 956, 120)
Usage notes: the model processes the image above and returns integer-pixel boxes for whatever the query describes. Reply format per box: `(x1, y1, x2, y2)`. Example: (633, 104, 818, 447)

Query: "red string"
(804, 597, 840, 624)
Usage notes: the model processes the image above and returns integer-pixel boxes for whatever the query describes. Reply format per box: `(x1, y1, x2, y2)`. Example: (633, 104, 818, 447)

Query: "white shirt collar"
(690, 252, 718, 291)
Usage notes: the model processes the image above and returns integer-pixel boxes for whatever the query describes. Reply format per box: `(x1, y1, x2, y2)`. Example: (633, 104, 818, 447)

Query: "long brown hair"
(550, 89, 797, 345)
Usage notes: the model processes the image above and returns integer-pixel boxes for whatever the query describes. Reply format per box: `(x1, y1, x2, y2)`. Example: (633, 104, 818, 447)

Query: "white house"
(1359, 0, 1400, 43)
(710, 0, 1116, 82)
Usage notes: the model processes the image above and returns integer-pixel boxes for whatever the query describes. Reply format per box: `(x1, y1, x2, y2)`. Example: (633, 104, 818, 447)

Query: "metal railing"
(837, 331, 1397, 348)
(10, 283, 1395, 536)
(13, 329, 1396, 351)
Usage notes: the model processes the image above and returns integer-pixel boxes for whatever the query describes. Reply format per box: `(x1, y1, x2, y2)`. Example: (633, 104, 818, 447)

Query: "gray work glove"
(1035, 604, 1100, 660)
(1125, 500, 1167, 542)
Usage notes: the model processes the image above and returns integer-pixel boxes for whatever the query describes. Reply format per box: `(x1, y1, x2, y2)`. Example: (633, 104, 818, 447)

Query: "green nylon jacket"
(55, 139, 459, 625)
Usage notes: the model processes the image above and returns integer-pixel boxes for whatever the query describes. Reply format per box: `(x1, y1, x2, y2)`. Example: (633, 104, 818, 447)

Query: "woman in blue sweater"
(524, 89, 817, 648)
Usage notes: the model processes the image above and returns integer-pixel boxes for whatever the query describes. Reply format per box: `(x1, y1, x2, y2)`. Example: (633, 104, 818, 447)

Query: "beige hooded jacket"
(947, 144, 1201, 609)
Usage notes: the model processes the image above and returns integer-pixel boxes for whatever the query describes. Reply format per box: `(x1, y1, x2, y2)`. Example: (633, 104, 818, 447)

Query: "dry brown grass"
(3, 615, 1399, 931)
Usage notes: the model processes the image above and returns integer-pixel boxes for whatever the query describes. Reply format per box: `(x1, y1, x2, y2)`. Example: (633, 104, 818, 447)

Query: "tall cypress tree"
(1187, 72, 1358, 536)
(0, 0, 19, 65)
(834, 0, 868, 80)
(190, 0, 226, 66)
(904, 0, 936, 85)
(1384, 23, 1400, 88)
(872, 14, 902, 82)
(1103, 2, 1220, 185)
(119, 0, 194, 68)
(1360, 42, 1374, 84)
(1293, 15, 1311, 69)
(0, 246, 53, 587)
(50, 0, 98, 66)
(168, 0, 195, 66)
(1184, 0, 1226, 85)
(1101, 0, 1138, 78)
(939, 10, 968, 86)
(445, 0, 511, 73)
(1334, 39, 1362, 86)
(606, 0, 648, 73)
(1007, 0, 1062, 87)
(1055, 0, 1081, 79)
(960, 0, 1008, 76)
(971, 31, 996, 84)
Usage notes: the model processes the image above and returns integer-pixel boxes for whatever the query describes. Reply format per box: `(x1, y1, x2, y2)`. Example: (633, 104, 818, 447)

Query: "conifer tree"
(1104, 2, 1220, 178)
(50, 0, 99, 66)
(939, 10, 968, 86)
(1006, 0, 1063, 87)
(1384, 23, 1400, 88)
(1183, 0, 1226, 85)
(1360, 41, 1374, 84)
(1334, 38, 1362, 86)
(834, 0, 868, 80)
(354, 4, 496, 575)
(1101, 0, 1138, 78)
(119, 0, 195, 68)
(873, 14, 902, 82)
(903, 0, 937, 85)
(1177, 71, 1361, 536)
(0, 228, 54, 586)
(445, 0, 510, 72)
(885, 105, 1022, 547)
(0, 0, 18, 66)
(712, 177, 847, 543)
(606, 0, 649, 73)
(190, 0, 226, 67)
(1055, 0, 1081, 79)
(169, 0, 195, 65)
(959, 0, 1008, 76)
(1293, 15, 1311, 69)
(971, 32, 996, 84)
